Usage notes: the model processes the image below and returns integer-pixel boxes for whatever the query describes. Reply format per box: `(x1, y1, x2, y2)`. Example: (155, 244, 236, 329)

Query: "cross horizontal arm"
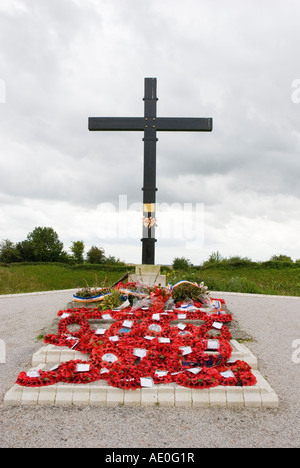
(89, 117, 145, 131)
(156, 118, 213, 132)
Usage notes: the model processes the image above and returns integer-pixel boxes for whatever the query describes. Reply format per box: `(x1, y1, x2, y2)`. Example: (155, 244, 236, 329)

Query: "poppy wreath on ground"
(174, 302, 232, 323)
(57, 313, 91, 339)
(214, 361, 257, 387)
(106, 362, 152, 390)
(138, 318, 172, 339)
(145, 343, 182, 373)
(45, 312, 95, 353)
(152, 369, 173, 385)
(225, 360, 257, 386)
(57, 359, 101, 384)
(177, 311, 207, 321)
(169, 323, 200, 346)
(190, 338, 232, 367)
(201, 317, 232, 341)
(207, 312, 233, 324)
(16, 369, 59, 387)
(173, 367, 220, 389)
(16, 283, 258, 390)
(112, 308, 147, 321)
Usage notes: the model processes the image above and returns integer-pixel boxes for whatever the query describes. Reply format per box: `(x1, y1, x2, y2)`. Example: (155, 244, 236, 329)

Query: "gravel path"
(0, 290, 299, 448)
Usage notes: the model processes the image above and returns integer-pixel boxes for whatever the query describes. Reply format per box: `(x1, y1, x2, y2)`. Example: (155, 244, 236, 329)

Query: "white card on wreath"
(179, 346, 193, 356)
(95, 328, 107, 335)
(152, 313, 160, 321)
(102, 353, 118, 363)
(26, 371, 40, 378)
(212, 322, 223, 330)
(140, 377, 154, 388)
(178, 323, 187, 330)
(102, 314, 113, 320)
(122, 320, 134, 328)
(220, 370, 235, 379)
(177, 314, 187, 320)
(158, 337, 171, 343)
(49, 365, 59, 372)
(109, 335, 119, 342)
(187, 367, 202, 375)
(207, 339, 219, 350)
(155, 370, 168, 377)
(61, 312, 71, 319)
(76, 364, 90, 373)
(133, 348, 147, 359)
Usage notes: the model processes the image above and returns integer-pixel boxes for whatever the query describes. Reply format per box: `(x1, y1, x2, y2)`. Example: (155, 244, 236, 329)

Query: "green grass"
(1, 263, 300, 297)
(165, 266, 300, 297)
(0, 264, 130, 295)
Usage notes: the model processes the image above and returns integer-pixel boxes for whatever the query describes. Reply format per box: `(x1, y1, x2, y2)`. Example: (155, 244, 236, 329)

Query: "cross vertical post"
(142, 78, 158, 265)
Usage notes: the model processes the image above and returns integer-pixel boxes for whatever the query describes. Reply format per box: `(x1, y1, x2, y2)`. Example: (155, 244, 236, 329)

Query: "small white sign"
(179, 346, 193, 356)
(49, 365, 59, 372)
(61, 313, 71, 319)
(119, 299, 131, 309)
(26, 371, 40, 378)
(177, 314, 187, 320)
(212, 322, 223, 330)
(144, 335, 156, 341)
(158, 337, 171, 344)
(133, 348, 147, 359)
(155, 370, 168, 377)
(109, 335, 119, 342)
(95, 328, 107, 335)
(187, 367, 202, 375)
(178, 323, 187, 331)
(76, 364, 90, 373)
(226, 358, 237, 364)
(140, 377, 154, 388)
(122, 320, 134, 328)
(207, 339, 219, 350)
(152, 313, 160, 321)
(220, 370, 235, 379)
(102, 353, 118, 363)
(179, 330, 192, 337)
(149, 324, 162, 333)
(102, 314, 113, 320)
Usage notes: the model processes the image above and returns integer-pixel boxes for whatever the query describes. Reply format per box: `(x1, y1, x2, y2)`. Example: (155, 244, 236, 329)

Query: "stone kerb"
(4, 341, 278, 408)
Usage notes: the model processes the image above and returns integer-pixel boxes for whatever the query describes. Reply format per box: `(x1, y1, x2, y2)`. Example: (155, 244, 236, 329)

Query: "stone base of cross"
(128, 265, 166, 287)
(89, 78, 213, 265)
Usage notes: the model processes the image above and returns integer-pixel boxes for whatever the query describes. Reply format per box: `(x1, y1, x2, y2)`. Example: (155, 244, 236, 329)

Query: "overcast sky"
(0, 0, 300, 265)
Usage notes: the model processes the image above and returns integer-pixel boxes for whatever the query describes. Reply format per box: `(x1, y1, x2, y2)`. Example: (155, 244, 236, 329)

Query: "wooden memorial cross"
(89, 77, 213, 265)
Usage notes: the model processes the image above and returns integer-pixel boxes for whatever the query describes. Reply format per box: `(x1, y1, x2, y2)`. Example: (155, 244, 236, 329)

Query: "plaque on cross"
(89, 78, 213, 265)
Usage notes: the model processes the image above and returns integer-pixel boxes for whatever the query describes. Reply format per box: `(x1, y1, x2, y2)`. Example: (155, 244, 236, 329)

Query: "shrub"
(172, 257, 191, 270)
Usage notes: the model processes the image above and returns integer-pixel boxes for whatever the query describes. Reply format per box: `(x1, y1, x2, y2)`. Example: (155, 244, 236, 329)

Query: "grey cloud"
(1, 0, 300, 262)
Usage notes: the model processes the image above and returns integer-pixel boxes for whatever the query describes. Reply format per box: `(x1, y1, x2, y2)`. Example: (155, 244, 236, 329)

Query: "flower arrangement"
(142, 216, 158, 229)
(16, 280, 257, 390)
